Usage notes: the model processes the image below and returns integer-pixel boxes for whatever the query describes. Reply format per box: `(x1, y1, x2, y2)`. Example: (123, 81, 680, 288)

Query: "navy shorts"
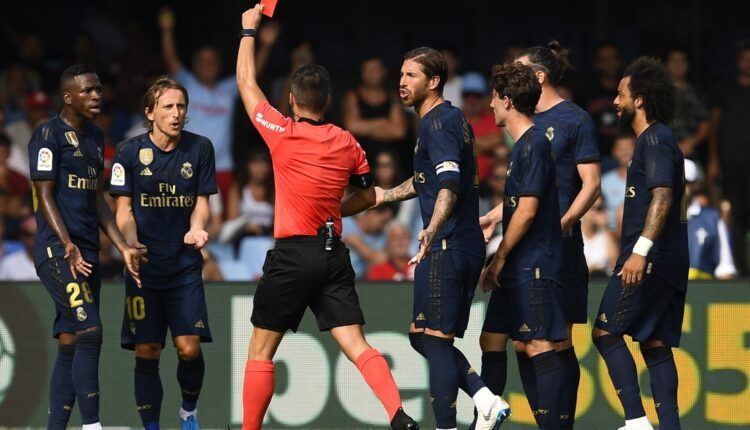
(412, 249, 483, 338)
(482, 279, 568, 342)
(38, 257, 102, 338)
(252, 237, 365, 333)
(121, 275, 212, 350)
(562, 236, 589, 324)
(594, 272, 686, 347)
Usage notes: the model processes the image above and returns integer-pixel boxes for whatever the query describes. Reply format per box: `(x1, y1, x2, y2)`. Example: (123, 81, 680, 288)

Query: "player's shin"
(177, 349, 205, 414)
(135, 357, 163, 430)
(516, 349, 541, 424)
(531, 350, 564, 430)
(422, 335, 459, 429)
(48, 343, 77, 430)
(558, 347, 580, 429)
(642, 346, 680, 429)
(355, 348, 404, 420)
(72, 328, 102, 426)
(242, 360, 274, 430)
(593, 335, 647, 420)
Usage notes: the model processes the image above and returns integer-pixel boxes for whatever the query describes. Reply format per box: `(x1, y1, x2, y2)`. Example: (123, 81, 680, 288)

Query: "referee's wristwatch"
(239, 28, 257, 39)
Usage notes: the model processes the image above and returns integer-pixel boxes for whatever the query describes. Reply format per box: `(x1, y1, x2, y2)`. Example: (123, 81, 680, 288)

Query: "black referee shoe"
(390, 407, 419, 430)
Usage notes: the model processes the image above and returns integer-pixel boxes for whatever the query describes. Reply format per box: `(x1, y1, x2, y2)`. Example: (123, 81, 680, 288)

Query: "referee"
(236, 5, 418, 430)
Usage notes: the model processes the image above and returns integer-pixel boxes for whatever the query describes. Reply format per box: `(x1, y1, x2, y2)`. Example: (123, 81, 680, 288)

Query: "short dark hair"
(518, 40, 573, 86)
(403, 47, 448, 93)
(143, 76, 190, 130)
(60, 64, 96, 90)
(623, 57, 677, 124)
(290, 64, 330, 113)
(490, 63, 541, 118)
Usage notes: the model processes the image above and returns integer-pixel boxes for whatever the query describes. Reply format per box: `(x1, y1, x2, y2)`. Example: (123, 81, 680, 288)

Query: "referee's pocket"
(261, 249, 275, 275)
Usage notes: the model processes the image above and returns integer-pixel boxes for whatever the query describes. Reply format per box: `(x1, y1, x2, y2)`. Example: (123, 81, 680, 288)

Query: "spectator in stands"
(159, 8, 277, 204)
(0, 216, 38, 280)
(342, 55, 406, 167)
(601, 130, 635, 230)
(665, 48, 709, 159)
(201, 249, 224, 282)
(373, 150, 401, 189)
(708, 40, 750, 275)
(581, 196, 618, 276)
(0, 133, 29, 198)
(480, 162, 507, 220)
(5, 91, 51, 177)
(98, 230, 125, 280)
(462, 72, 503, 183)
(440, 47, 463, 108)
(583, 41, 623, 159)
(224, 151, 274, 240)
(685, 159, 737, 280)
(0, 63, 42, 124)
(366, 221, 415, 281)
(342, 204, 397, 278)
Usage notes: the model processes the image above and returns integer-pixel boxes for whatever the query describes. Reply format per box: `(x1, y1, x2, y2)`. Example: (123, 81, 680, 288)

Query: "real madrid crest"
(181, 162, 193, 179)
(139, 148, 154, 166)
(545, 127, 555, 142)
(76, 307, 88, 321)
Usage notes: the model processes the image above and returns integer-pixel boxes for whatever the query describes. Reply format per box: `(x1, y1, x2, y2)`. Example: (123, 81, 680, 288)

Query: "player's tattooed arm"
(641, 186, 673, 241)
(379, 177, 417, 205)
(33, 180, 93, 277)
(411, 188, 457, 264)
(237, 3, 269, 117)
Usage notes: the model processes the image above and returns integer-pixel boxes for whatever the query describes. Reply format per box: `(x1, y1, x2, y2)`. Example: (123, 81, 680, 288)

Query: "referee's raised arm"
(236, 4, 268, 118)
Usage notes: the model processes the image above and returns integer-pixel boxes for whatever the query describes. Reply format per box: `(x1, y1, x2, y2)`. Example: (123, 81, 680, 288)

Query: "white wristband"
(632, 236, 654, 257)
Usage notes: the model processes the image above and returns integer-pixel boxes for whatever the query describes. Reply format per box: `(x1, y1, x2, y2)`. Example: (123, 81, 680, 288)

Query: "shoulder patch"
(37, 148, 53, 171)
(111, 162, 126, 186)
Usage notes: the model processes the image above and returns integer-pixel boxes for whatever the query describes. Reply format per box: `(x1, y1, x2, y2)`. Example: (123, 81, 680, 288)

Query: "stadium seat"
(238, 236, 275, 279)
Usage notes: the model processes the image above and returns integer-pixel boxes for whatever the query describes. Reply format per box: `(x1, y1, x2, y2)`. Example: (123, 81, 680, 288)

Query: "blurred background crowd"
(0, 0, 748, 282)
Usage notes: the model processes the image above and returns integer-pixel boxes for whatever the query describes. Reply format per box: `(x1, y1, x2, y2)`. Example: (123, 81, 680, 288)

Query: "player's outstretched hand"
(64, 242, 93, 278)
(480, 257, 503, 292)
(242, 3, 264, 30)
(158, 7, 175, 30)
(184, 229, 209, 250)
(479, 215, 497, 244)
(618, 253, 646, 288)
(122, 247, 144, 288)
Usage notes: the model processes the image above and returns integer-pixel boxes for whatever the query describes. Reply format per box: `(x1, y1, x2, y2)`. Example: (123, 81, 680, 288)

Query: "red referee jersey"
(251, 101, 370, 238)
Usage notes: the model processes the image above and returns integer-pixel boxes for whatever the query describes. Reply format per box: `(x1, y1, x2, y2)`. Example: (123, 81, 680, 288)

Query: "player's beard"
(407, 84, 429, 108)
(617, 104, 636, 127)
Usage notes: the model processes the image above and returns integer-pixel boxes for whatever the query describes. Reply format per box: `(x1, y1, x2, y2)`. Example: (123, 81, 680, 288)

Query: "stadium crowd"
(0, 9, 746, 283)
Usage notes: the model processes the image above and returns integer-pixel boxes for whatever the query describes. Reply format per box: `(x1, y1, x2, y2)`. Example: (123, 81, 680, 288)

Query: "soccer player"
(236, 5, 417, 430)
(110, 77, 216, 430)
(29, 65, 141, 430)
(479, 41, 601, 428)
(375, 46, 510, 430)
(479, 62, 567, 430)
(592, 57, 687, 430)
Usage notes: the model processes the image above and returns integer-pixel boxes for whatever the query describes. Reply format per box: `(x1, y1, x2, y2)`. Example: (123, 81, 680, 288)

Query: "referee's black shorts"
(251, 236, 365, 333)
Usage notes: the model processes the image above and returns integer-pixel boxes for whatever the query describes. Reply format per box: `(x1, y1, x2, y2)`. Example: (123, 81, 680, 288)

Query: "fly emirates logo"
(255, 112, 286, 133)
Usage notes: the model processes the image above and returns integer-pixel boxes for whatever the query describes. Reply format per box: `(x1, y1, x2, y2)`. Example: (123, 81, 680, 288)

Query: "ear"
(289, 92, 295, 108)
(535, 70, 545, 85)
(504, 97, 512, 111)
(145, 107, 154, 123)
(634, 95, 644, 109)
(429, 75, 441, 91)
(62, 92, 72, 106)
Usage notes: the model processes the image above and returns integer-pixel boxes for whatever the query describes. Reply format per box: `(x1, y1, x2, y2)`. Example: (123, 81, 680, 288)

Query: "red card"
(261, 0, 278, 17)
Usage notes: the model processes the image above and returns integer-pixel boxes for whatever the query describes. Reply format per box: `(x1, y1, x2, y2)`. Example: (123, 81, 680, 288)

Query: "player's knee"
(479, 331, 506, 352)
(640, 344, 672, 367)
(135, 343, 162, 359)
(592, 333, 625, 356)
(75, 327, 102, 348)
(177, 343, 201, 361)
(513, 340, 528, 353)
(555, 338, 573, 351)
(591, 326, 610, 340)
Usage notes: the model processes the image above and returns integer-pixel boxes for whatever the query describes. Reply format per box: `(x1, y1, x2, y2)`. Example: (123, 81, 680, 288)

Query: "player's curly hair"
(143, 76, 189, 130)
(491, 63, 541, 118)
(623, 57, 677, 124)
(517, 40, 573, 86)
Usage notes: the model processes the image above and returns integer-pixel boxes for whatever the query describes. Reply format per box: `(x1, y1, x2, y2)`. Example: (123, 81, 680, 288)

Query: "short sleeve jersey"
(501, 126, 563, 285)
(617, 122, 688, 290)
(109, 131, 217, 288)
(532, 100, 599, 243)
(413, 102, 484, 257)
(28, 115, 104, 266)
(251, 100, 370, 238)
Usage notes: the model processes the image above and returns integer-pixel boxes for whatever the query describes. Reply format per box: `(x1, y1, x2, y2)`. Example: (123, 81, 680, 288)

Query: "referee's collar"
(296, 116, 328, 126)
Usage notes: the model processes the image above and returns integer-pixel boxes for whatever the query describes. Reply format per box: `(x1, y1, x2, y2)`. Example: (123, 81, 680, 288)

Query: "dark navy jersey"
(28, 115, 104, 266)
(533, 100, 599, 242)
(109, 131, 217, 288)
(413, 101, 484, 257)
(617, 122, 688, 290)
(500, 126, 563, 285)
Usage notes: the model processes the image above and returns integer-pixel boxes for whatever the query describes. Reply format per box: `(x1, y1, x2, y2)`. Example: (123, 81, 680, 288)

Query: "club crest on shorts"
(545, 127, 554, 142)
(65, 131, 79, 147)
(76, 307, 88, 321)
(139, 148, 154, 166)
(181, 162, 193, 179)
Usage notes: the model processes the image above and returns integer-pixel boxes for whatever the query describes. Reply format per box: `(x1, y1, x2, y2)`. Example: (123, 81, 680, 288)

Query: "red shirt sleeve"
(251, 101, 291, 152)
(351, 135, 370, 175)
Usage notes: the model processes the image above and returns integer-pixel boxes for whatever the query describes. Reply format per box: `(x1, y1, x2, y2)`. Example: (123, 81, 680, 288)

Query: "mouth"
(169, 121, 181, 130)
(89, 104, 101, 114)
(399, 89, 409, 99)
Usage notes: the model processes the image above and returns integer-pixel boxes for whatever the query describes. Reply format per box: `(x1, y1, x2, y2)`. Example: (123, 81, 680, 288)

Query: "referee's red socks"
(242, 360, 274, 430)
(355, 348, 402, 420)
